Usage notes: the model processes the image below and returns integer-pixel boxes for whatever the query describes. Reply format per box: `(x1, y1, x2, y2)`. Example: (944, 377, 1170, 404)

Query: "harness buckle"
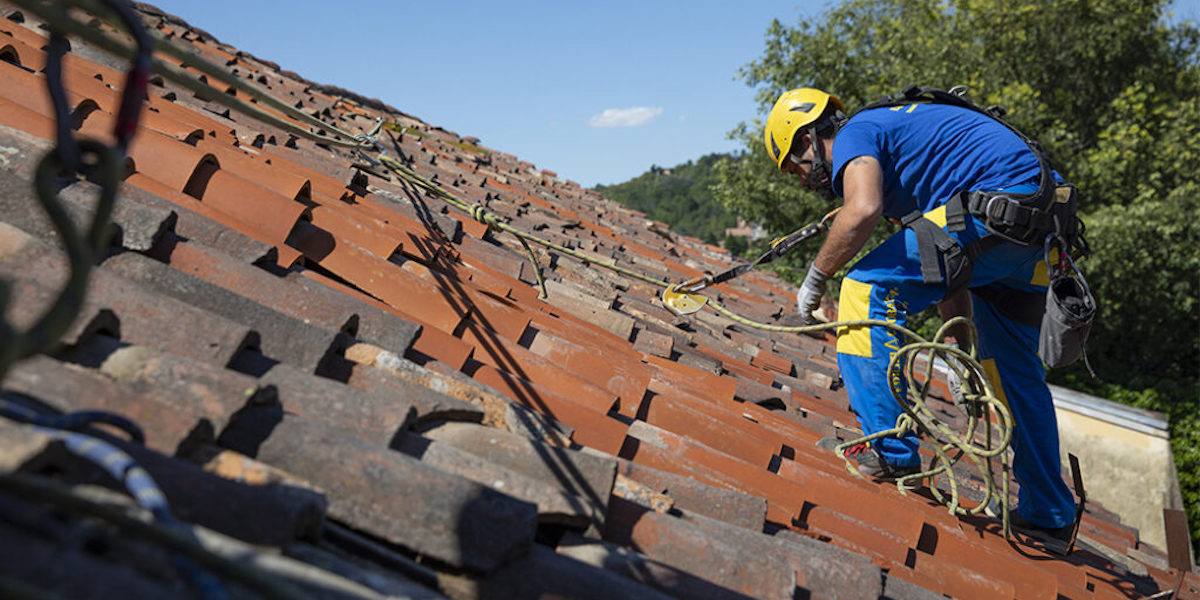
(984, 194, 1019, 227)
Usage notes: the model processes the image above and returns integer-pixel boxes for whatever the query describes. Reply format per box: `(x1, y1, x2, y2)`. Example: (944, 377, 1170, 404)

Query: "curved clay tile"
(307, 205, 400, 259)
(0, 18, 49, 51)
(181, 153, 219, 198)
(197, 169, 309, 246)
(69, 98, 101, 131)
(0, 43, 19, 66)
(0, 96, 54, 140)
(0, 59, 51, 115)
(137, 107, 206, 144)
(127, 129, 210, 192)
(195, 138, 312, 203)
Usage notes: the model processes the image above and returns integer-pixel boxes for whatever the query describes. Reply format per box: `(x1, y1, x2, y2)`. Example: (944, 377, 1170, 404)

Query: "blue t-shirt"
(831, 103, 1048, 219)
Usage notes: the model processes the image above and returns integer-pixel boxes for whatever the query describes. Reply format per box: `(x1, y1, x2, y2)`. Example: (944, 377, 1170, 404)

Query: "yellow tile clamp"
(662, 208, 840, 316)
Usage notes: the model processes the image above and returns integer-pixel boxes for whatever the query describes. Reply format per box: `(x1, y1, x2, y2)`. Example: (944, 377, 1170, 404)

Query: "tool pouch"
(1038, 246, 1096, 369)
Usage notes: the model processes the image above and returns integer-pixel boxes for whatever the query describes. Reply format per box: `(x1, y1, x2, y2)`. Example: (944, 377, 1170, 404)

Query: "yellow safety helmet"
(763, 88, 845, 170)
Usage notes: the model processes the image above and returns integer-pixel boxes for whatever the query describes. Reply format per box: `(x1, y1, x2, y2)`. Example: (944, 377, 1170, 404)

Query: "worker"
(763, 87, 1077, 548)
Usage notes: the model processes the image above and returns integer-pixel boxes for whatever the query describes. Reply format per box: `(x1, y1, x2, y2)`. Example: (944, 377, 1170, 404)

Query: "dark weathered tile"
(220, 414, 535, 573)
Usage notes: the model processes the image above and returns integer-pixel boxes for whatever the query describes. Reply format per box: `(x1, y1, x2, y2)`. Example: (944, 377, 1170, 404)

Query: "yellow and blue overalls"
(830, 103, 1076, 530)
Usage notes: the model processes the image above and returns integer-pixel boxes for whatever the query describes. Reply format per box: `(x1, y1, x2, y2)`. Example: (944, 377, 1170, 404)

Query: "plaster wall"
(1055, 405, 1183, 552)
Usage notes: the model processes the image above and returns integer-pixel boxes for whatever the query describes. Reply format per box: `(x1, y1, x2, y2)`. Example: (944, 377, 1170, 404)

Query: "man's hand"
(796, 263, 831, 324)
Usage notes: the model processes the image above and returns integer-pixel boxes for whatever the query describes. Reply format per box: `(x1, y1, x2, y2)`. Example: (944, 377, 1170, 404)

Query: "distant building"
(724, 216, 766, 242)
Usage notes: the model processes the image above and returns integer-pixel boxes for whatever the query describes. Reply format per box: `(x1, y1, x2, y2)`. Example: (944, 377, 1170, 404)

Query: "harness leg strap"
(901, 206, 979, 300)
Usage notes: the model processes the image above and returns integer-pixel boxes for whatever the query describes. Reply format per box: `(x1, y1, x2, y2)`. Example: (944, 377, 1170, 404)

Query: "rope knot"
(894, 413, 918, 436)
(468, 203, 498, 229)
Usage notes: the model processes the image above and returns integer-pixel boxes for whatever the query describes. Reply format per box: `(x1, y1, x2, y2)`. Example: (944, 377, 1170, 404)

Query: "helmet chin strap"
(793, 127, 835, 200)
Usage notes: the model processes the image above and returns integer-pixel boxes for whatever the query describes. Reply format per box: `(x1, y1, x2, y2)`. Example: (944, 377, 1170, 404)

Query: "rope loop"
(467, 203, 499, 229)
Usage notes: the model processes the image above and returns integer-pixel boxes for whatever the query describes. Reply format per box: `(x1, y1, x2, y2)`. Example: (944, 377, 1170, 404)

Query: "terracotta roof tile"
(161, 237, 418, 352)
(0, 224, 255, 366)
(224, 414, 536, 573)
(101, 251, 350, 373)
(0, 6, 1184, 599)
(5, 353, 228, 455)
(467, 362, 628, 455)
(604, 498, 797, 600)
(461, 327, 621, 415)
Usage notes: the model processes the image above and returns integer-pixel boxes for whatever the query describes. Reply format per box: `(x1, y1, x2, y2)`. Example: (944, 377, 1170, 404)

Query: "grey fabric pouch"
(1038, 269, 1095, 368)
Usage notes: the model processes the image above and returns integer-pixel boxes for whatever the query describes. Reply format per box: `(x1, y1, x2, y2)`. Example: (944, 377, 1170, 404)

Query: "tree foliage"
(594, 153, 736, 245)
(716, 0, 1200, 550)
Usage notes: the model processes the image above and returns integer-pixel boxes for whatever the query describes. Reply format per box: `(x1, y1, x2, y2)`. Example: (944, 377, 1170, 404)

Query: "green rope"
(0, 140, 121, 382)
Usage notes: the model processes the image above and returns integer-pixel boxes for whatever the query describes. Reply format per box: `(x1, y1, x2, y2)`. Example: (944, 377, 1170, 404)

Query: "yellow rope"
(712, 301, 1013, 520)
(376, 147, 1012, 523)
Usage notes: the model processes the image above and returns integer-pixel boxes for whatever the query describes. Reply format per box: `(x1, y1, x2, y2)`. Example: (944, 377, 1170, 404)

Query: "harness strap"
(864, 85, 1057, 211)
(903, 211, 959, 286)
(964, 191, 1056, 233)
(901, 195, 1005, 299)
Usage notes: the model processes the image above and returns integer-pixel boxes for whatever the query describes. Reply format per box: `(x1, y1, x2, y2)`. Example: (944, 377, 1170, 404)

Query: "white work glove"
(795, 263, 830, 325)
(945, 345, 983, 417)
(947, 366, 966, 406)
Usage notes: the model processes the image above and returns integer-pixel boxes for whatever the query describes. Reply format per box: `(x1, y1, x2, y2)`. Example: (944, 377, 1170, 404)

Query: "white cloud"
(587, 106, 664, 128)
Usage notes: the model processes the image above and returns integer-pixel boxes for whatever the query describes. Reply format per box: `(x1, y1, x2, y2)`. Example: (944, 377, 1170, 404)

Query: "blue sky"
(147, 0, 1199, 188)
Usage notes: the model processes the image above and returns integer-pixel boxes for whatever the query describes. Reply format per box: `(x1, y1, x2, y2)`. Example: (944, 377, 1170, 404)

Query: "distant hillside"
(593, 153, 736, 245)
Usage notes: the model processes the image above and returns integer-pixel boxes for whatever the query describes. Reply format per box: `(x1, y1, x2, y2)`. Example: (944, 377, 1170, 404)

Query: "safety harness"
(858, 85, 1086, 299)
(860, 85, 1096, 370)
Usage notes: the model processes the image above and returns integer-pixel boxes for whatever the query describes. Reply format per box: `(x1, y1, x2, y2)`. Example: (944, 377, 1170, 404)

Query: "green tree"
(595, 153, 737, 245)
(717, 0, 1200, 550)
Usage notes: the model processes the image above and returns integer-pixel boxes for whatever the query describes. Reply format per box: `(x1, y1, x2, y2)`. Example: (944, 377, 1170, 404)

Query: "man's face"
(782, 134, 816, 186)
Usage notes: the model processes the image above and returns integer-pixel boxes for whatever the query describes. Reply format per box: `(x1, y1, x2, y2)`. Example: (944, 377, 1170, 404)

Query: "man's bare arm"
(813, 156, 883, 275)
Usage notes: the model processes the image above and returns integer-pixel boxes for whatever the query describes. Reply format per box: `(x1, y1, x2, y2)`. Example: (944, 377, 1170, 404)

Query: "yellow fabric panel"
(1030, 247, 1059, 286)
(981, 358, 1013, 424)
(836, 278, 874, 357)
(923, 205, 948, 228)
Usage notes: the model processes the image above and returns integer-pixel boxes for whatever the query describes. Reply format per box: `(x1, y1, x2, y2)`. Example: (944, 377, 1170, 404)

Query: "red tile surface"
(0, 96, 55, 140)
(640, 391, 780, 469)
(461, 325, 619, 415)
(524, 328, 650, 415)
(0, 7, 1177, 600)
(468, 363, 628, 455)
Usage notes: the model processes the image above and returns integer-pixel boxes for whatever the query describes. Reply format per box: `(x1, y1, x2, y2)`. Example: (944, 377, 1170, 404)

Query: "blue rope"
(0, 400, 145, 444)
(0, 398, 227, 599)
(39, 428, 229, 600)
